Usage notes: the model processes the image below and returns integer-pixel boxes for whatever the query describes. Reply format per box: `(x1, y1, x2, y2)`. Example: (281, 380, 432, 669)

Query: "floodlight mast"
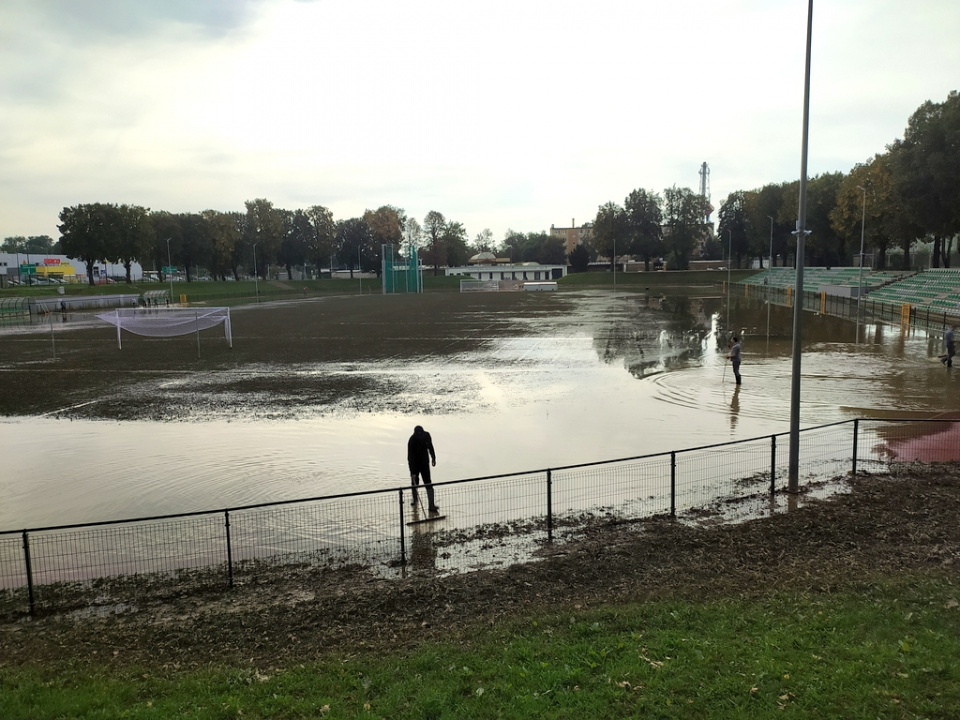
(165, 237, 173, 301)
(788, 0, 814, 495)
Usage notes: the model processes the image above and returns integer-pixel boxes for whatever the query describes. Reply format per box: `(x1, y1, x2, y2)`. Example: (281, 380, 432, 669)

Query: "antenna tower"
(699, 162, 711, 222)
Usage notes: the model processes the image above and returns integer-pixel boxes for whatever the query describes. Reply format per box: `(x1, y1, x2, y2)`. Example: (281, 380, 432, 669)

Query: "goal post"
(97, 307, 232, 350)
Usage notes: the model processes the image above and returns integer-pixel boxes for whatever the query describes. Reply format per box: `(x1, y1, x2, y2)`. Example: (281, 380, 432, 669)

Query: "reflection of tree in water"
(593, 295, 718, 378)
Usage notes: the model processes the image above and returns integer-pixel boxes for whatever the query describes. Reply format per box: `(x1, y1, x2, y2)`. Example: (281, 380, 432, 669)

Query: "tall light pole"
(253, 243, 260, 303)
(165, 237, 174, 302)
(856, 185, 866, 343)
(726, 228, 732, 328)
(788, 0, 814, 494)
(767, 216, 774, 345)
(612, 235, 617, 298)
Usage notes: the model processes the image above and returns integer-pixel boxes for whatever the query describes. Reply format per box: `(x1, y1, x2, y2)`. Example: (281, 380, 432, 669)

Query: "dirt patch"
(2, 464, 958, 671)
(0, 293, 569, 419)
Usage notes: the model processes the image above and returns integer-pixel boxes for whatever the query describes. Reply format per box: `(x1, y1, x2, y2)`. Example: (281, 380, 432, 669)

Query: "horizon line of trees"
(588, 90, 958, 273)
(4, 203, 576, 286)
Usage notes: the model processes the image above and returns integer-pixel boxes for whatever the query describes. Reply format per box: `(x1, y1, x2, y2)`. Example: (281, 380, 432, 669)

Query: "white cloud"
(1, 0, 957, 243)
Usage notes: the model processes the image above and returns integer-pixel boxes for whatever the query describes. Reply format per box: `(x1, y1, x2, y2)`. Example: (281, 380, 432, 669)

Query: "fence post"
(224, 511, 234, 588)
(770, 435, 777, 495)
(399, 490, 407, 566)
(670, 451, 677, 518)
(22, 530, 35, 616)
(851, 419, 859, 477)
(546, 469, 553, 543)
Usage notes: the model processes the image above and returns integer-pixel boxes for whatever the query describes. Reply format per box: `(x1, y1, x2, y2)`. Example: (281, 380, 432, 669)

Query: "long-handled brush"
(406, 485, 446, 526)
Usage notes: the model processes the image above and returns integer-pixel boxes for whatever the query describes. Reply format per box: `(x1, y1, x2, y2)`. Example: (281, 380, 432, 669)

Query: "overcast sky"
(1, 0, 957, 246)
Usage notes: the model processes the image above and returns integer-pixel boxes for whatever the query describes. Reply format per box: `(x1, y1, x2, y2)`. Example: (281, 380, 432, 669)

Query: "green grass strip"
(2, 574, 958, 719)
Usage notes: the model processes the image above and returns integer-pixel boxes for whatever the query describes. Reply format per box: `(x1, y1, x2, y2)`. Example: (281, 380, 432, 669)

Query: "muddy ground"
(2, 464, 958, 670)
(0, 292, 566, 419)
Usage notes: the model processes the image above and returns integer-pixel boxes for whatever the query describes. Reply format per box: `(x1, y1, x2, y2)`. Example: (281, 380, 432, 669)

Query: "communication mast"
(699, 162, 712, 223)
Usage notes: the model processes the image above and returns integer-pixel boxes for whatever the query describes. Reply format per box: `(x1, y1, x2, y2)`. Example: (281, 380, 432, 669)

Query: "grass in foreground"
(3, 573, 958, 719)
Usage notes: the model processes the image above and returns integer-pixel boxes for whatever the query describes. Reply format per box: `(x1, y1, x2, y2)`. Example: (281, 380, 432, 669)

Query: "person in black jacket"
(407, 425, 438, 512)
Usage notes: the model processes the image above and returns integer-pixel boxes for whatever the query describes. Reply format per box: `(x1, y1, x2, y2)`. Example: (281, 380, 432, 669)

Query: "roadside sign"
(20, 264, 36, 274)
(162, 266, 177, 274)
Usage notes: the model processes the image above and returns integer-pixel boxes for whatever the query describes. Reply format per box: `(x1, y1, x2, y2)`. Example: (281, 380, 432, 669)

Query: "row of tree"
(48, 202, 488, 285)
(587, 91, 958, 272)
(717, 90, 960, 271)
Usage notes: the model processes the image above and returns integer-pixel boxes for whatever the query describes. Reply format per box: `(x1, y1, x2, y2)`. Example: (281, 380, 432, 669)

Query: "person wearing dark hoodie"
(407, 425, 439, 512)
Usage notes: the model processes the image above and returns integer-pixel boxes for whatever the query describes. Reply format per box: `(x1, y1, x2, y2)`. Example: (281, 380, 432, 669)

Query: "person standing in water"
(407, 425, 439, 512)
(942, 326, 955, 366)
(726, 336, 742, 385)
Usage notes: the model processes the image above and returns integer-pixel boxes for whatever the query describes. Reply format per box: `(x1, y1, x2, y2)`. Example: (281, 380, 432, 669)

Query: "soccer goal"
(97, 307, 232, 350)
(460, 279, 500, 293)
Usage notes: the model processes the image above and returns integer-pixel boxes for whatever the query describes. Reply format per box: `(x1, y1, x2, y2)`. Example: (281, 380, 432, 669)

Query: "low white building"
(445, 262, 567, 282)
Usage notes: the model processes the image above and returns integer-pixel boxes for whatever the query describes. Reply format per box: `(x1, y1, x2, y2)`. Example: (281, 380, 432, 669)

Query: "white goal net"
(460, 279, 500, 292)
(97, 307, 232, 349)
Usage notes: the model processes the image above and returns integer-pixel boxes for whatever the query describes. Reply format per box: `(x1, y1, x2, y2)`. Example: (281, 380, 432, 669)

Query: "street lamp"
(165, 237, 174, 302)
(856, 186, 866, 343)
(253, 243, 260, 303)
(767, 216, 774, 345)
(726, 228, 732, 327)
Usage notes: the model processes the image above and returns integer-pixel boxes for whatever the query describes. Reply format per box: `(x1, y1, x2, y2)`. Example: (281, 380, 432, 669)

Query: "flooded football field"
(1, 289, 957, 530)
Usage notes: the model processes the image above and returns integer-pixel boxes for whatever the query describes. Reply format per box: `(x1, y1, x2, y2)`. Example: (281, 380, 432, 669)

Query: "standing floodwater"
(1, 289, 957, 530)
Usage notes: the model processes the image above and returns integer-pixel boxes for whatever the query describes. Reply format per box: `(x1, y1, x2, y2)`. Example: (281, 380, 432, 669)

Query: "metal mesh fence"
(2, 418, 958, 616)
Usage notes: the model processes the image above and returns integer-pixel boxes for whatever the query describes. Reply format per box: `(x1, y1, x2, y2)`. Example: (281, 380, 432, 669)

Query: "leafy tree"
(305, 205, 337, 275)
(177, 212, 213, 282)
(774, 173, 845, 267)
(336, 217, 372, 278)
(364, 205, 406, 276)
(830, 154, 921, 270)
(114, 205, 153, 283)
(889, 91, 960, 267)
(624, 189, 663, 271)
(592, 201, 630, 270)
(244, 198, 285, 278)
(150, 211, 183, 283)
(568, 243, 590, 272)
(443, 220, 470, 267)
(404, 217, 422, 250)
(516, 232, 565, 264)
(662, 187, 710, 271)
(278, 209, 308, 280)
(501, 229, 524, 263)
(2, 235, 55, 254)
(59, 203, 125, 286)
(472, 228, 494, 254)
(742, 183, 790, 267)
(717, 192, 751, 268)
(422, 211, 446, 275)
(202, 210, 245, 280)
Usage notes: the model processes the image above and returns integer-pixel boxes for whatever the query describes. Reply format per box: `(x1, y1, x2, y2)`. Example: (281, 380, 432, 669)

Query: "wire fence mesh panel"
(229, 492, 400, 578)
(415, 473, 548, 574)
(0, 535, 25, 591)
(25, 515, 227, 612)
(674, 438, 774, 513)
(552, 457, 672, 525)
(4, 418, 959, 616)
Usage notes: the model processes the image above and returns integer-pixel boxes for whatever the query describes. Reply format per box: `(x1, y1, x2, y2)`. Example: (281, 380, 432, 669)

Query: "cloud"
(1, 0, 958, 244)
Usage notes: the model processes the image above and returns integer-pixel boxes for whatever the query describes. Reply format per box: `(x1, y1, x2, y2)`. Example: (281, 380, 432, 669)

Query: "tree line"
(32, 202, 577, 286)
(590, 91, 959, 271)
